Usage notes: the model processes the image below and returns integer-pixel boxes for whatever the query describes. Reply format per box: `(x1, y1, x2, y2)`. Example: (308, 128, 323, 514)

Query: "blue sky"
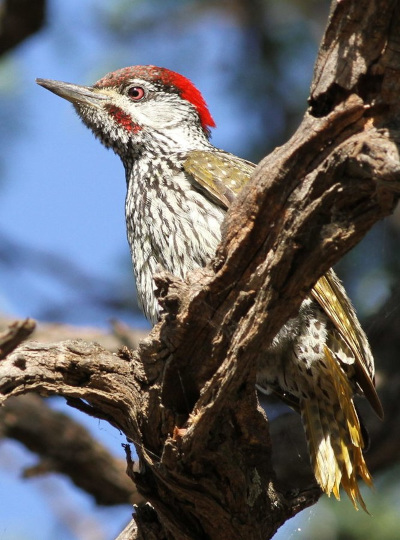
(3, 1, 391, 538)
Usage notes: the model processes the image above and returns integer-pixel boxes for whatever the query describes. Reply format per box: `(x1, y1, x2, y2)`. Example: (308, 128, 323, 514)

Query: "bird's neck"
(121, 124, 213, 171)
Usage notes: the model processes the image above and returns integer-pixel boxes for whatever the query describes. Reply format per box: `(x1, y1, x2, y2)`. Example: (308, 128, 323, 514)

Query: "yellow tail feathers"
(301, 348, 372, 512)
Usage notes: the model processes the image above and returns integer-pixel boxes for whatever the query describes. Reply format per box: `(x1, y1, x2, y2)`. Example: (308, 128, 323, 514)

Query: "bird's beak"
(36, 78, 109, 108)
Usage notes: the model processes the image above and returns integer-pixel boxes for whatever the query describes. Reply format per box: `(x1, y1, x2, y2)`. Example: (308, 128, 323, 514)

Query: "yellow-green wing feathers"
(312, 269, 383, 419)
(184, 150, 255, 209)
(184, 149, 382, 420)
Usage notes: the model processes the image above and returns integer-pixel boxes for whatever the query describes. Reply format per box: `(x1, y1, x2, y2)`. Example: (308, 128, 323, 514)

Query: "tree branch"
(1, 0, 400, 539)
(0, 394, 143, 506)
(0, 318, 36, 358)
(0, 0, 46, 56)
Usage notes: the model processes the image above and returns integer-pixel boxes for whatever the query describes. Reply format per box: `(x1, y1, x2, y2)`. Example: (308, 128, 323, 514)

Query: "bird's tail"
(300, 347, 373, 512)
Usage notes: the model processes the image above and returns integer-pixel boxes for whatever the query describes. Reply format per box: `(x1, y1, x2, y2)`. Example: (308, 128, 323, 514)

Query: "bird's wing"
(185, 150, 383, 418)
(312, 269, 384, 418)
(183, 149, 255, 209)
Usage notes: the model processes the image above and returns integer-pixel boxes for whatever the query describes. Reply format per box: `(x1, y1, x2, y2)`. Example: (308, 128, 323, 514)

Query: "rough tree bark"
(1, 0, 400, 539)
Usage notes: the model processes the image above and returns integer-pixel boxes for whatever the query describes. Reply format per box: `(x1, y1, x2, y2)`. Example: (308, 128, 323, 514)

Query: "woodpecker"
(37, 65, 383, 510)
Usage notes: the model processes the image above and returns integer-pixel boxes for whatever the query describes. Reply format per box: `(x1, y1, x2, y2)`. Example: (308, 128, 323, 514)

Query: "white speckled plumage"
(125, 152, 225, 322)
(37, 65, 382, 510)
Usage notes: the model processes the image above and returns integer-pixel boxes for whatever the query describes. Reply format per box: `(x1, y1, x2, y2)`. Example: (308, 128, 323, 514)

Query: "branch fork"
(2, 1, 400, 538)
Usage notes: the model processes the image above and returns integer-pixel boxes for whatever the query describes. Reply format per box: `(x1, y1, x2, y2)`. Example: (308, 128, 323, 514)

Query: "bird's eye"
(128, 86, 145, 101)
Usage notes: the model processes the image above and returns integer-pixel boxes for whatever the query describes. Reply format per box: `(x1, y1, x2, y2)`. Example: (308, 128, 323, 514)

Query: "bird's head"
(36, 65, 216, 160)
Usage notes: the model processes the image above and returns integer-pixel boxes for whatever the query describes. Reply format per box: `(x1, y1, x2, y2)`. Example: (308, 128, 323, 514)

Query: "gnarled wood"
(1, 0, 400, 538)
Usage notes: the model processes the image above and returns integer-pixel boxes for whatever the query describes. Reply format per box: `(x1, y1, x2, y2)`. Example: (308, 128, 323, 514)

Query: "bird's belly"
(256, 296, 336, 399)
(126, 187, 225, 323)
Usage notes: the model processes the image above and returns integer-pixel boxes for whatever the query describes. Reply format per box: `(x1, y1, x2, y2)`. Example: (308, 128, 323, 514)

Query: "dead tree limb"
(0, 393, 142, 506)
(1, 0, 400, 538)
